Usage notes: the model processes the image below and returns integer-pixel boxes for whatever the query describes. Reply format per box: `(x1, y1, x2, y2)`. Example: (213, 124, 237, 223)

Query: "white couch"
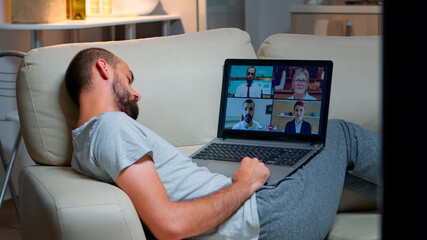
(17, 28, 381, 240)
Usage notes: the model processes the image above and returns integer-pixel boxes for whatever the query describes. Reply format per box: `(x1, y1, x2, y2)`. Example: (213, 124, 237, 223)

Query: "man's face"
(112, 61, 140, 120)
(242, 102, 255, 123)
(292, 73, 309, 95)
(246, 67, 256, 85)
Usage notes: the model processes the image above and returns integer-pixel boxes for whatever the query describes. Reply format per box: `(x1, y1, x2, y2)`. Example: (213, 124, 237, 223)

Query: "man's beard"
(244, 113, 252, 123)
(112, 76, 139, 120)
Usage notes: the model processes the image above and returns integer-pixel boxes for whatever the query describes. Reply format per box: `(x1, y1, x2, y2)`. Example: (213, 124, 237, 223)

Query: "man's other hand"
(232, 157, 270, 193)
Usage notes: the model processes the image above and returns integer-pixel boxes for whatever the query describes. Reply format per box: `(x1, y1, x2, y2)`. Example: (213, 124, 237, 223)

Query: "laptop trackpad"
(194, 159, 239, 178)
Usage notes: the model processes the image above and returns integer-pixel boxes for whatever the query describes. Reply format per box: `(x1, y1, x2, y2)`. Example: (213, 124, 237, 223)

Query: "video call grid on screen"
(220, 59, 331, 137)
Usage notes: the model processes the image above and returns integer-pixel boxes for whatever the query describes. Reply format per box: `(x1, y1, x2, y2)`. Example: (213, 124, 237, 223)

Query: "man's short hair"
(65, 48, 119, 106)
(243, 99, 255, 108)
(247, 66, 256, 73)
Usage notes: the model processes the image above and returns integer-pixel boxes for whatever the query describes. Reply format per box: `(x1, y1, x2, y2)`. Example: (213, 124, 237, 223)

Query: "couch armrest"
(19, 166, 145, 240)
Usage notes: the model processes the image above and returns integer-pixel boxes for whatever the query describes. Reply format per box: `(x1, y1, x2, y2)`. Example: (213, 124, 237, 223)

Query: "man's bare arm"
(116, 154, 269, 240)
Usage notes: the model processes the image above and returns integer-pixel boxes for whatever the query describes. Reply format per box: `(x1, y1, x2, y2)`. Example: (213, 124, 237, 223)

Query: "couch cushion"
(19, 166, 145, 240)
(17, 28, 256, 166)
(327, 213, 381, 240)
(257, 34, 382, 134)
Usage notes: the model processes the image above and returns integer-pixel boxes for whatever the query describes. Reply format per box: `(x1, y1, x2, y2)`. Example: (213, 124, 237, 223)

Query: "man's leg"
(256, 119, 382, 239)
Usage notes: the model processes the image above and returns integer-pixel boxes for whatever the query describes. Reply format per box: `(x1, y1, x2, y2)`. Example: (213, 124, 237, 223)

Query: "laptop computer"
(191, 59, 333, 182)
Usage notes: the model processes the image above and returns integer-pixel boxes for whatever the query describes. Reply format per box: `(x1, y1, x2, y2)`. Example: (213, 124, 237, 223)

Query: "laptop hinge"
(310, 141, 323, 147)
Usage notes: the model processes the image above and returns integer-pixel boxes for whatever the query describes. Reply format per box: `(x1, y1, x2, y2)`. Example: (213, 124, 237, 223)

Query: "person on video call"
(66, 48, 382, 240)
(284, 101, 312, 134)
(288, 68, 317, 100)
(234, 66, 263, 98)
(232, 99, 261, 130)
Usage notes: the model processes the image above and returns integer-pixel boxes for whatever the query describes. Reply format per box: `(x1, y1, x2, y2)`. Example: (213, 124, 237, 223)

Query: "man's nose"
(133, 90, 141, 101)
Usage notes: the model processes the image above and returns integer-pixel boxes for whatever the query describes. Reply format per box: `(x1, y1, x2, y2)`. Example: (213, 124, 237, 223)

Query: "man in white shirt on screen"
(235, 66, 263, 98)
(232, 99, 261, 130)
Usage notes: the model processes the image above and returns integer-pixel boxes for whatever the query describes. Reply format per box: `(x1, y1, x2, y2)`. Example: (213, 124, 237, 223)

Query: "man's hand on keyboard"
(232, 157, 270, 193)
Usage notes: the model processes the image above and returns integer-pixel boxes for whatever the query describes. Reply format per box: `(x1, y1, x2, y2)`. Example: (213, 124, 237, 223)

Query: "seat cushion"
(327, 213, 381, 240)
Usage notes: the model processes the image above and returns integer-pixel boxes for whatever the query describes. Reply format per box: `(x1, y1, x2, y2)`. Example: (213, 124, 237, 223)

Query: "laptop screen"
(218, 59, 333, 143)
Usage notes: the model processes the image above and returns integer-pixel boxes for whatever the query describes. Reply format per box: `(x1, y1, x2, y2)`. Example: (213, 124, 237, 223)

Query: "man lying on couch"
(65, 48, 381, 240)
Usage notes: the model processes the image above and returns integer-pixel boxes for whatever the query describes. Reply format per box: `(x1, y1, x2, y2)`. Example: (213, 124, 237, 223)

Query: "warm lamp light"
(88, 0, 112, 16)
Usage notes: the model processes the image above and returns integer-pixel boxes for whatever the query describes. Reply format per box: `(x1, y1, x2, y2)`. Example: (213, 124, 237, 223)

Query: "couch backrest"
(17, 28, 256, 166)
(257, 34, 382, 134)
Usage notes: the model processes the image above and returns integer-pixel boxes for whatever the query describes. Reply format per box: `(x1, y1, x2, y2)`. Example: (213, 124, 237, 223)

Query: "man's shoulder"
(254, 83, 262, 90)
(74, 112, 144, 141)
(97, 111, 133, 124)
(232, 121, 245, 129)
(97, 112, 141, 130)
(236, 83, 247, 90)
(71, 112, 152, 184)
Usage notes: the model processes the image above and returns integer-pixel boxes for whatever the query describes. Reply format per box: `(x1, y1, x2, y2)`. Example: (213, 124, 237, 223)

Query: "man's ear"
(95, 59, 110, 80)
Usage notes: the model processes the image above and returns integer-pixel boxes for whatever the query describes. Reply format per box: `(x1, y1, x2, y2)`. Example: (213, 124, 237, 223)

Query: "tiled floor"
(0, 199, 20, 240)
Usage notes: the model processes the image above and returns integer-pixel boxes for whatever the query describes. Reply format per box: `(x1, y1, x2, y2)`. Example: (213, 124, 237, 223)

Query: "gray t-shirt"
(71, 112, 259, 239)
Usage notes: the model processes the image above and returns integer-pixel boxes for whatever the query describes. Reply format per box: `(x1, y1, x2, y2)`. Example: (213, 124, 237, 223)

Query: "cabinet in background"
(290, 5, 382, 36)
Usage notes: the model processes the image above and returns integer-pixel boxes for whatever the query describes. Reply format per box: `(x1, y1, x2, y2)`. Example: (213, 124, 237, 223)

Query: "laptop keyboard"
(192, 143, 312, 166)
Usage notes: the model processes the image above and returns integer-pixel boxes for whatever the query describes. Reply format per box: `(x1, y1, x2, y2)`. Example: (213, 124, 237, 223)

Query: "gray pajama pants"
(256, 119, 382, 239)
